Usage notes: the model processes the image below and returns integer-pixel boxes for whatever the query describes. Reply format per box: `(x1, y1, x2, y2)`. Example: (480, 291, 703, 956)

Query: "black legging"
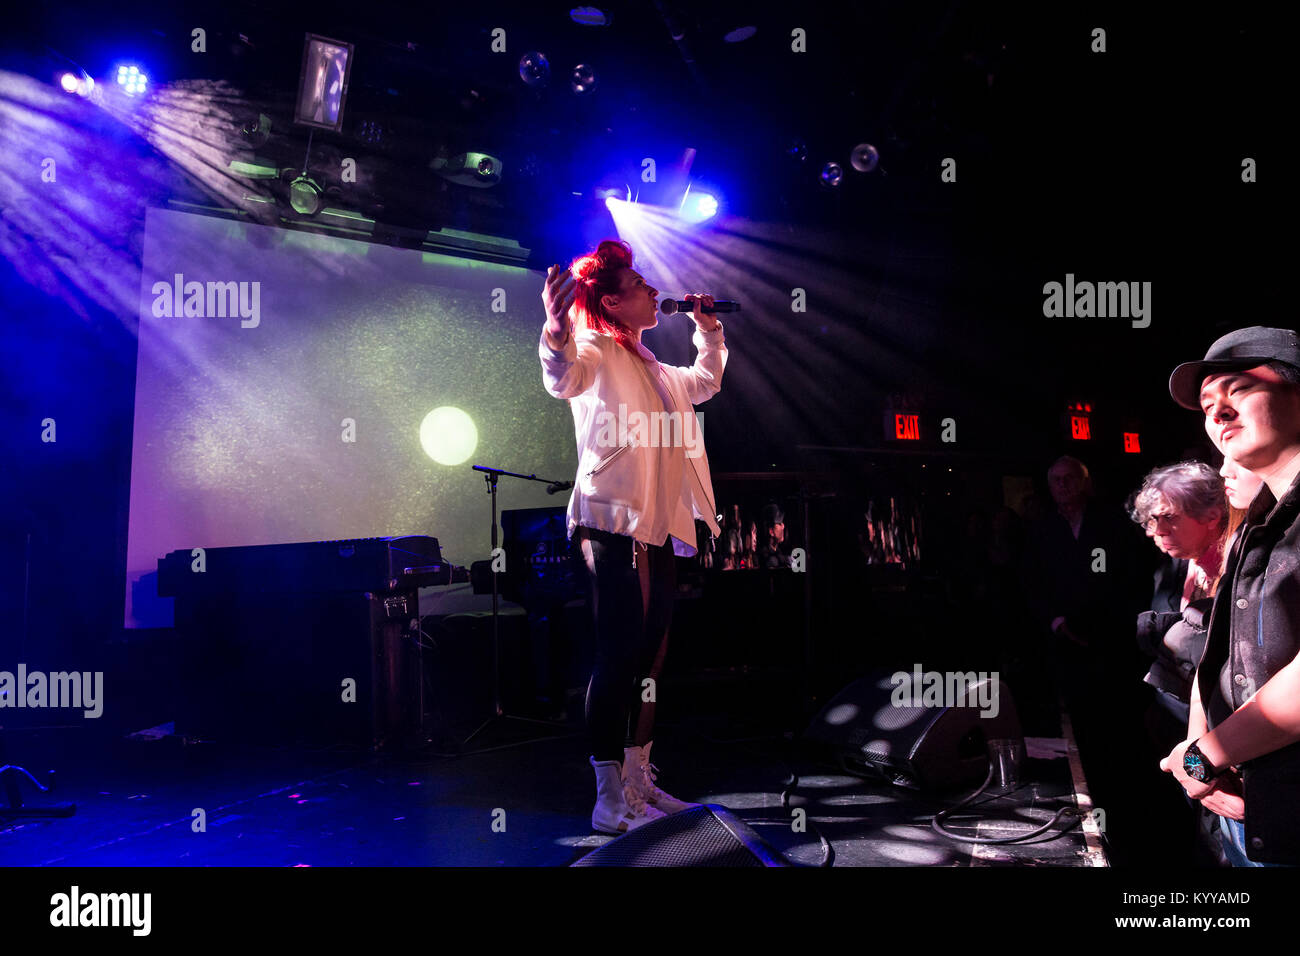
(574, 526, 676, 762)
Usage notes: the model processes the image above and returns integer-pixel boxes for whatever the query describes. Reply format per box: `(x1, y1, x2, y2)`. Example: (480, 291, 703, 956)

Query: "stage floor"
(1, 714, 1098, 867)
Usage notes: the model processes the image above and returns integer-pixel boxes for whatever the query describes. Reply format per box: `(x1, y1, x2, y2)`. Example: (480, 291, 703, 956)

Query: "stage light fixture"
(679, 191, 718, 224)
(570, 6, 611, 26)
(851, 143, 880, 172)
(59, 72, 79, 93)
(432, 152, 502, 188)
(295, 34, 354, 131)
(289, 174, 325, 215)
(603, 182, 634, 208)
(239, 113, 272, 148)
(819, 162, 843, 187)
(571, 64, 597, 94)
(519, 52, 550, 87)
(115, 64, 148, 96)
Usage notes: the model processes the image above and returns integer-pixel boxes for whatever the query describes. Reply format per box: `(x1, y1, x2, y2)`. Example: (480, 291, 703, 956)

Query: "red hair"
(569, 239, 640, 358)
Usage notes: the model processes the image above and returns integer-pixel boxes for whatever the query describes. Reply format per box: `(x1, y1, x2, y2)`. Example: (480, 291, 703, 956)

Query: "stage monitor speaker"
(571, 804, 792, 867)
(802, 669, 1022, 791)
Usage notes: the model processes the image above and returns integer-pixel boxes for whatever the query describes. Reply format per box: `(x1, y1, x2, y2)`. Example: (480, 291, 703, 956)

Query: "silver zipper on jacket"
(651, 360, 719, 552)
(624, 358, 721, 558)
(584, 440, 638, 565)
(636, 358, 721, 546)
(587, 442, 631, 477)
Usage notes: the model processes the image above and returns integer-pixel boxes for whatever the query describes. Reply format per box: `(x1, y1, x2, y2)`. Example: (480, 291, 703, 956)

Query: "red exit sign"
(1070, 415, 1091, 440)
(894, 413, 921, 441)
(1123, 432, 1141, 453)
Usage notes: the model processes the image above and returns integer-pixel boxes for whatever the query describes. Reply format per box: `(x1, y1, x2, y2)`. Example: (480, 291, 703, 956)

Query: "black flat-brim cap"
(1169, 326, 1300, 410)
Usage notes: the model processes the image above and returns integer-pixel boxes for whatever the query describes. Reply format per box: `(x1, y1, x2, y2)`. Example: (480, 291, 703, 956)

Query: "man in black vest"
(1162, 327, 1300, 865)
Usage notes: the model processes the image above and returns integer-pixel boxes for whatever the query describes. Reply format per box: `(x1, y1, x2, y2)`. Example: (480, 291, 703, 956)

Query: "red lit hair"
(569, 239, 640, 357)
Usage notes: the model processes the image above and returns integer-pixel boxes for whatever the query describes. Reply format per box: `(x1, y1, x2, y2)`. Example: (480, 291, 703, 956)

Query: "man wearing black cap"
(1162, 326, 1300, 865)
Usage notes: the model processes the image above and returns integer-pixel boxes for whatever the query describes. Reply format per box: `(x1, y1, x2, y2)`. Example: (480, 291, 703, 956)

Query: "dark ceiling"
(2, 1, 1286, 469)
(8, 1, 1033, 240)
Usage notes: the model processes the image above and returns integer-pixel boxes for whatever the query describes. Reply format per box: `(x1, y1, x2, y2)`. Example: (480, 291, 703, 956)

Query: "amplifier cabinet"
(173, 587, 421, 751)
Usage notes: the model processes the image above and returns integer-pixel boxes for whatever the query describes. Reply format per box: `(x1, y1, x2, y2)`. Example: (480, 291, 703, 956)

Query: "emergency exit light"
(894, 413, 921, 440)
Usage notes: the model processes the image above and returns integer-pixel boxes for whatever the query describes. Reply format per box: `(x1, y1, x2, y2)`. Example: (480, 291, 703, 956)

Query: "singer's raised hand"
(543, 264, 577, 345)
(684, 292, 719, 332)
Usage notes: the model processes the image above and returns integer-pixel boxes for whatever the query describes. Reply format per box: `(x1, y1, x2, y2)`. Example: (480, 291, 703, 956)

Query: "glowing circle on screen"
(420, 406, 478, 465)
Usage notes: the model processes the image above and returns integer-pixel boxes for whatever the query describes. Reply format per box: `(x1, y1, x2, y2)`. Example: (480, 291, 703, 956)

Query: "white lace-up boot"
(590, 756, 666, 834)
(622, 742, 700, 815)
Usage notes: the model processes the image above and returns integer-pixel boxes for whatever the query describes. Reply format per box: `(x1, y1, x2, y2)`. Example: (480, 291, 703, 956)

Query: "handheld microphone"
(546, 481, 573, 494)
(659, 299, 741, 316)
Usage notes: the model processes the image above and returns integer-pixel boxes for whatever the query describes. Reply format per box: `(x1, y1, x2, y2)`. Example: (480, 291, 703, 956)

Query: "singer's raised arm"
(672, 321, 728, 405)
(539, 327, 604, 399)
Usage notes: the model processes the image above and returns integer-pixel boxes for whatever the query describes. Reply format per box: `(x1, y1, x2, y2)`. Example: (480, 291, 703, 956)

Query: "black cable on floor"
(930, 763, 1083, 845)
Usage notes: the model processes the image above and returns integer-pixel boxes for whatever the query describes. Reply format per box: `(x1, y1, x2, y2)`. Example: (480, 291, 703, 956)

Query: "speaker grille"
(572, 805, 788, 867)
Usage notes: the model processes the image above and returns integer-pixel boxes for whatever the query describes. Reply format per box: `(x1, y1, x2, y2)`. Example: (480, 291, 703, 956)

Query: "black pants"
(574, 526, 676, 762)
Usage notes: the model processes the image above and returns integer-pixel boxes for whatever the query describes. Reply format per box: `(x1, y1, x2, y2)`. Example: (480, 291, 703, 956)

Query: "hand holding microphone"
(659, 294, 741, 317)
(688, 293, 717, 331)
(662, 293, 738, 332)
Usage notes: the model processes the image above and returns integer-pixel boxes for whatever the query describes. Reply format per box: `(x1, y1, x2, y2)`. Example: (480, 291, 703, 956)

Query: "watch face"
(1184, 749, 1208, 782)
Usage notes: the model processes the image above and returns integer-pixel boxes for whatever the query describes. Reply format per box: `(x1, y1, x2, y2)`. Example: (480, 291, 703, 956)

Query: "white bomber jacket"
(539, 320, 727, 557)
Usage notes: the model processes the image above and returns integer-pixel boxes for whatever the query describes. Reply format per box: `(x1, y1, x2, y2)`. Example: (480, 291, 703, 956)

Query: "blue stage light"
(61, 71, 94, 96)
(679, 190, 719, 224)
(570, 6, 611, 26)
(115, 64, 148, 96)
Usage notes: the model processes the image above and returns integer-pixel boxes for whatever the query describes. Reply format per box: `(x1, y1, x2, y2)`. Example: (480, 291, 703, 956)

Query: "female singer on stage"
(538, 239, 727, 833)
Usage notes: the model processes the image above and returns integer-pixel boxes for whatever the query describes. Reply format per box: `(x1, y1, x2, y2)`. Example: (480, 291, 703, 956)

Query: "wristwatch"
(1183, 739, 1221, 783)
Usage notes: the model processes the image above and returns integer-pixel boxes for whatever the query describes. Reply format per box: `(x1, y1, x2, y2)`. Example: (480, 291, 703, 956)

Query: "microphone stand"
(450, 465, 578, 755)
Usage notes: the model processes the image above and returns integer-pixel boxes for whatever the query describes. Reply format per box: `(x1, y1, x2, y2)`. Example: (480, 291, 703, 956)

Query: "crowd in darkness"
(946, 455, 1169, 864)
(1023, 455, 1195, 866)
(938, 329, 1300, 868)
(695, 360, 1300, 869)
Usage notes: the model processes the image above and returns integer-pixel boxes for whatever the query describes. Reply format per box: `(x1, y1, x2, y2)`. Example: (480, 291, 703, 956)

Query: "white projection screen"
(125, 207, 572, 628)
